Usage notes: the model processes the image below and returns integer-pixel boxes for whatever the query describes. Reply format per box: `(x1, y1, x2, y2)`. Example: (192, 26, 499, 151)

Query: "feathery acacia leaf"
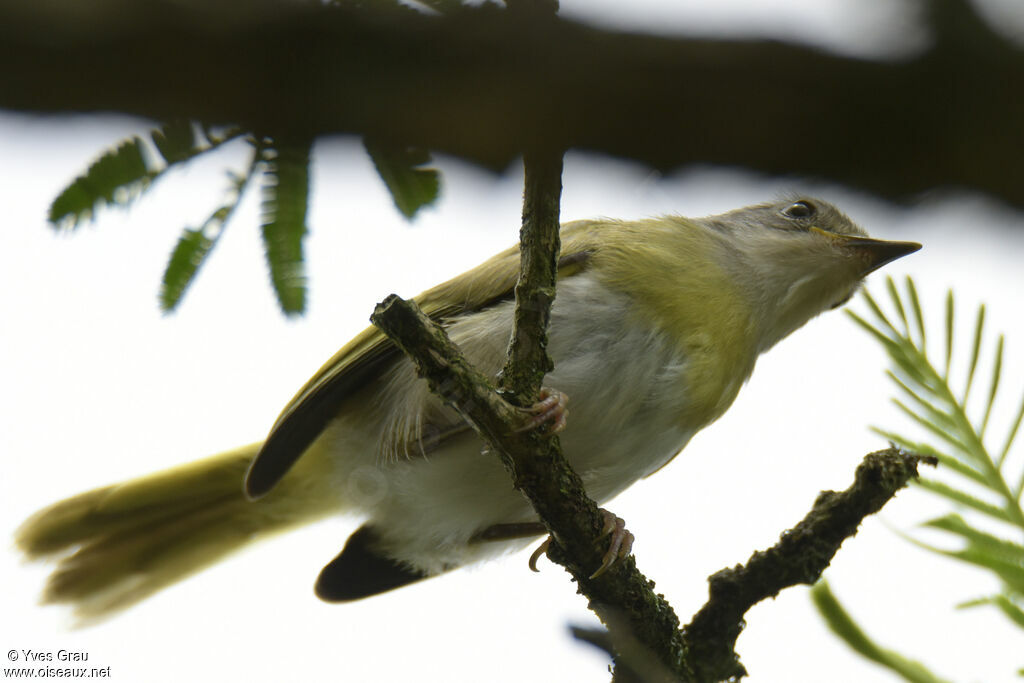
(887, 371, 957, 432)
(991, 595, 1024, 629)
(847, 310, 899, 351)
(914, 478, 1015, 525)
(1002, 390, 1024, 473)
(364, 138, 440, 219)
(892, 399, 973, 458)
(824, 278, 1024, 679)
(944, 289, 954, 380)
(159, 159, 257, 313)
(905, 276, 926, 353)
(862, 287, 899, 338)
(922, 514, 1024, 565)
(858, 280, 1023, 523)
(811, 582, 953, 683)
(870, 430, 989, 487)
(955, 595, 994, 610)
(887, 277, 909, 336)
(963, 305, 986, 405)
(895, 528, 1024, 590)
(922, 453, 989, 488)
(151, 120, 200, 165)
(982, 335, 1004, 439)
(49, 122, 245, 231)
(160, 228, 214, 312)
(49, 137, 152, 229)
(259, 137, 312, 316)
(948, 548, 1024, 594)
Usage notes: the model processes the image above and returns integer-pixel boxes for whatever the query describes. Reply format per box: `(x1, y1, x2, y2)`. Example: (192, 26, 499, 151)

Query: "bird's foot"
(526, 508, 634, 578)
(590, 509, 634, 579)
(515, 387, 569, 435)
(528, 538, 551, 572)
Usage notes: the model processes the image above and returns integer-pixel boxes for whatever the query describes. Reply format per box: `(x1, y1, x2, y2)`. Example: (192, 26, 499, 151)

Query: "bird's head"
(704, 197, 921, 351)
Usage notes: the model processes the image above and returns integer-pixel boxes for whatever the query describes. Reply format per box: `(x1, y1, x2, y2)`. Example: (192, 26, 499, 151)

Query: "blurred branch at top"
(2, 0, 1023, 209)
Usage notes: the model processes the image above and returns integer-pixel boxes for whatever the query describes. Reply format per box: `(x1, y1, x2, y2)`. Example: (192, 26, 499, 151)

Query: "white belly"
(318, 274, 698, 573)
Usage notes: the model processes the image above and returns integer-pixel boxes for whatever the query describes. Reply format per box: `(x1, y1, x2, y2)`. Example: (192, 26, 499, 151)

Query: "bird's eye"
(782, 201, 816, 219)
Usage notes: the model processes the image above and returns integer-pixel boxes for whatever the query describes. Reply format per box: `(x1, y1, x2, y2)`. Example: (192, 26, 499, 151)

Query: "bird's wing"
(244, 222, 600, 498)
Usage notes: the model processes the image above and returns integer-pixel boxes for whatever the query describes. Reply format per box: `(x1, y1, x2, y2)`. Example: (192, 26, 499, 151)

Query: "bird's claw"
(526, 509, 634, 579)
(590, 509, 634, 579)
(528, 538, 550, 572)
(515, 387, 569, 435)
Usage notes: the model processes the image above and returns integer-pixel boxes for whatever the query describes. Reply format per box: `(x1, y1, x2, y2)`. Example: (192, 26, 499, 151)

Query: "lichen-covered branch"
(681, 448, 938, 682)
(370, 293, 690, 680)
(371, 294, 935, 681)
(499, 147, 563, 401)
(370, 138, 937, 681)
(372, 137, 692, 680)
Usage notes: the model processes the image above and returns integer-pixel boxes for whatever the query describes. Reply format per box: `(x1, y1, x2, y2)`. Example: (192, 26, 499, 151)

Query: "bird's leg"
(525, 509, 634, 578)
(491, 388, 632, 576)
(468, 522, 552, 571)
(515, 387, 569, 434)
(470, 522, 548, 543)
(590, 509, 634, 579)
(529, 538, 551, 572)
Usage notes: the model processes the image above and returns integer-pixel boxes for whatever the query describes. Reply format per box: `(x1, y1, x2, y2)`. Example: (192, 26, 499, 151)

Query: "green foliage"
(364, 138, 440, 219)
(159, 159, 259, 313)
(151, 120, 201, 165)
(49, 121, 242, 230)
(161, 229, 214, 312)
(258, 138, 312, 316)
(49, 120, 444, 315)
(817, 277, 1024, 681)
(811, 581, 953, 683)
(48, 137, 149, 228)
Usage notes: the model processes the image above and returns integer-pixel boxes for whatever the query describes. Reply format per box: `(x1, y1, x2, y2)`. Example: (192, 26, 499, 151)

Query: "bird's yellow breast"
(588, 217, 759, 431)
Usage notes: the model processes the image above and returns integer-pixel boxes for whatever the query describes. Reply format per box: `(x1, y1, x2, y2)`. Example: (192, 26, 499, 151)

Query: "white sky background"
(2, 1, 1024, 681)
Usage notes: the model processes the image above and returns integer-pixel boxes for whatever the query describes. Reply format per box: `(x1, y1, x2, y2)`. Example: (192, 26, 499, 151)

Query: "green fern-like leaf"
(160, 229, 215, 312)
(49, 137, 152, 229)
(992, 595, 1024, 629)
(855, 279, 1024, 527)
(811, 581, 953, 683)
(151, 120, 200, 165)
(364, 138, 440, 219)
(821, 277, 1024, 682)
(851, 276, 1024, 629)
(159, 157, 258, 313)
(49, 123, 244, 231)
(913, 479, 1016, 524)
(923, 514, 1024, 566)
(259, 138, 312, 316)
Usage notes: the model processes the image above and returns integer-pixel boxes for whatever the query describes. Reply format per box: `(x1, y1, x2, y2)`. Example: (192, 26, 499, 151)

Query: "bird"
(16, 196, 920, 621)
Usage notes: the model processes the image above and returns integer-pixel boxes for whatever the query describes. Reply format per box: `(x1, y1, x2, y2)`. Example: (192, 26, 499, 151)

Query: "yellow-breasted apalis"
(17, 197, 920, 620)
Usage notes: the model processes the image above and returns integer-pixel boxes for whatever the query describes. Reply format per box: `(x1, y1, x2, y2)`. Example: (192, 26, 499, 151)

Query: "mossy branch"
(370, 293, 690, 680)
(682, 448, 937, 681)
(371, 150, 933, 681)
(372, 293, 934, 680)
(372, 143, 689, 680)
(498, 147, 563, 402)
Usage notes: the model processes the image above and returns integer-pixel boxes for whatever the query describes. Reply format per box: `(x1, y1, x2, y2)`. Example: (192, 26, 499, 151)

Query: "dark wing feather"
(244, 222, 600, 499)
(315, 525, 432, 602)
(244, 332, 398, 498)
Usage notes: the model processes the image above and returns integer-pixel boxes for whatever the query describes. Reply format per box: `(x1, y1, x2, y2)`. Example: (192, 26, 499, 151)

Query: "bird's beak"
(811, 227, 922, 276)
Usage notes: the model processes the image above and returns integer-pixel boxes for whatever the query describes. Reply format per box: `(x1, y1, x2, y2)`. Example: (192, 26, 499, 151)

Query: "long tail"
(16, 443, 333, 622)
